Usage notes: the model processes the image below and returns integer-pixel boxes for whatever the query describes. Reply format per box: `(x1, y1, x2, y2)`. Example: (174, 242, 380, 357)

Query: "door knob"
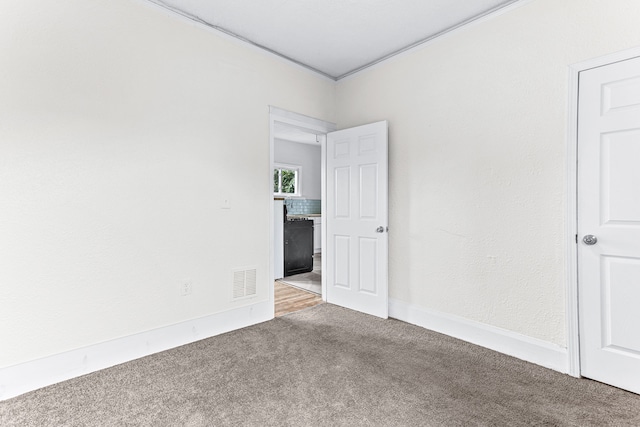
(376, 226, 384, 233)
(582, 235, 598, 245)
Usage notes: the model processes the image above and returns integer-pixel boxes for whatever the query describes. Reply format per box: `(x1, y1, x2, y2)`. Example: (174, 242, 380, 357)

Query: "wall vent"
(233, 268, 257, 299)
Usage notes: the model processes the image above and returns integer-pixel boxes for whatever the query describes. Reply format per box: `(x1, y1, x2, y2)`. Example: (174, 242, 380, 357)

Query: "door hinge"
(575, 234, 578, 244)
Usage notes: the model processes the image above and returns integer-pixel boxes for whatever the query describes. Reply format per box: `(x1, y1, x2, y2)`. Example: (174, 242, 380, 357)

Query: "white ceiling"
(149, 0, 519, 80)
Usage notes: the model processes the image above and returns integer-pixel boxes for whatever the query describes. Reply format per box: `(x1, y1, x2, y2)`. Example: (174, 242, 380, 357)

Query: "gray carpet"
(1, 304, 639, 426)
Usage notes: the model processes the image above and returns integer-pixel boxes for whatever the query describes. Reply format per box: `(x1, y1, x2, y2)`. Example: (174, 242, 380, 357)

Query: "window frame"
(273, 163, 302, 197)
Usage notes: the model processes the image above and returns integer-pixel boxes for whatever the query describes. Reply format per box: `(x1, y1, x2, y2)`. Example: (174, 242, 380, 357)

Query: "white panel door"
(326, 121, 388, 318)
(578, 55, 640, 394)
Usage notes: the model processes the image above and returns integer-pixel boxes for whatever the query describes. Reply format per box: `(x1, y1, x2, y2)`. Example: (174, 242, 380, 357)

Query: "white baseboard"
(389, 299, 569, 374)
(1, 299, 569, 401)
(0, 300, 272, 401)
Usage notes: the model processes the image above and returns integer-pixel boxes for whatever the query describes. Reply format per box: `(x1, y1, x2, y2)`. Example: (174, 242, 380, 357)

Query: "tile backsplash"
(285, 199, 321, 215)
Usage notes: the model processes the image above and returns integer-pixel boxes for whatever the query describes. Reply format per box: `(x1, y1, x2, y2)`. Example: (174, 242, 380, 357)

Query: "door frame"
(566, 46, 640, 378)
(268, 106, 336, 317)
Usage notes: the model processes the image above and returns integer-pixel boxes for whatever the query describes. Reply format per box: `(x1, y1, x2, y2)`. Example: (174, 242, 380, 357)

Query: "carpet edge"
(0, 300, 273, 401)
(389, 298, 570, 374)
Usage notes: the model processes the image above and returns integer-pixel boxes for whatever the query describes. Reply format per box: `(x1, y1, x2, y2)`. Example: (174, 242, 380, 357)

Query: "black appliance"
(284, 218, 314, 277)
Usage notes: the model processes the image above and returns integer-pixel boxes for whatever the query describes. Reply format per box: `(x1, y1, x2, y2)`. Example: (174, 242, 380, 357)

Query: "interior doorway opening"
(268, 107, 336, 317)
(269, 107, 389, 319)
(275, 124, 323, 315)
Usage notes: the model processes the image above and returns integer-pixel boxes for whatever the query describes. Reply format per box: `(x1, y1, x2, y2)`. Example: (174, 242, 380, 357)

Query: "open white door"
(578, 55, 640, 394)
(325, 121, 388, 318)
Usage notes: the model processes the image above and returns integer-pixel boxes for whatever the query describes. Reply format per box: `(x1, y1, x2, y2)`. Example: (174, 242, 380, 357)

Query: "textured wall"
(0, 0, 334, 367)
(5, 0, 640, 371)
(336, 0, 640, 346)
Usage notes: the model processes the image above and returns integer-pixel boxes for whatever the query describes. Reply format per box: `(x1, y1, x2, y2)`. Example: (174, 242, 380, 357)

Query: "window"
(274, 164, 300, 196)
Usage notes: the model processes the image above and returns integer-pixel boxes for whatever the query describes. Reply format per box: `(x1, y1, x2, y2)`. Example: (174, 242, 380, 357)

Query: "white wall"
(6, 0, 640, 387)
(0, 0, 334, 369)
(274, 139, 322, 199)
(336, 0, 640, 347)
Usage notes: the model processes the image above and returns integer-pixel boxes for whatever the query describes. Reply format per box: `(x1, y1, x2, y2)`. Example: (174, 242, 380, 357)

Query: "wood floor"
(274, 281, 323, 317)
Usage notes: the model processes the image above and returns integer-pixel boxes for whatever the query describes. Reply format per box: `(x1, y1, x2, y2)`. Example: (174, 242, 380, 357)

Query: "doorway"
(269, 107, 336, 316)
(269, 107, 390, 320)
(569, 48, 640, 394)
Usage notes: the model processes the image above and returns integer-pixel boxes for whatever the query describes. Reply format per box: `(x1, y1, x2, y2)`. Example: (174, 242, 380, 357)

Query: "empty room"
(2, 0, 640, 425)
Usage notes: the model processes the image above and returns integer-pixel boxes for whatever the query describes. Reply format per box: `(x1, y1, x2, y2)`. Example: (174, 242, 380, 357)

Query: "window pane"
(274, 169, 280, 193)
(281, 169, 296, 194)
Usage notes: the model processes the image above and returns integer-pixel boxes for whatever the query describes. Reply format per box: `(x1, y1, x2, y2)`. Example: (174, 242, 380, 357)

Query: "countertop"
(287, 214, 321, 220)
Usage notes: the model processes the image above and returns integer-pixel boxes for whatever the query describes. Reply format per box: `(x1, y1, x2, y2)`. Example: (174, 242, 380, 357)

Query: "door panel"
(359, 237, 377, 294)
(602, 131, 640, 223)
(359, 164, 378, 219)
(335, 167, 351, 217)
(326, 121, 388, 318)
(334, 235, 350, 288)
(601, 75, 640, 114)
(602, 256, 640, 354)
(578, 55, 640, 394)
